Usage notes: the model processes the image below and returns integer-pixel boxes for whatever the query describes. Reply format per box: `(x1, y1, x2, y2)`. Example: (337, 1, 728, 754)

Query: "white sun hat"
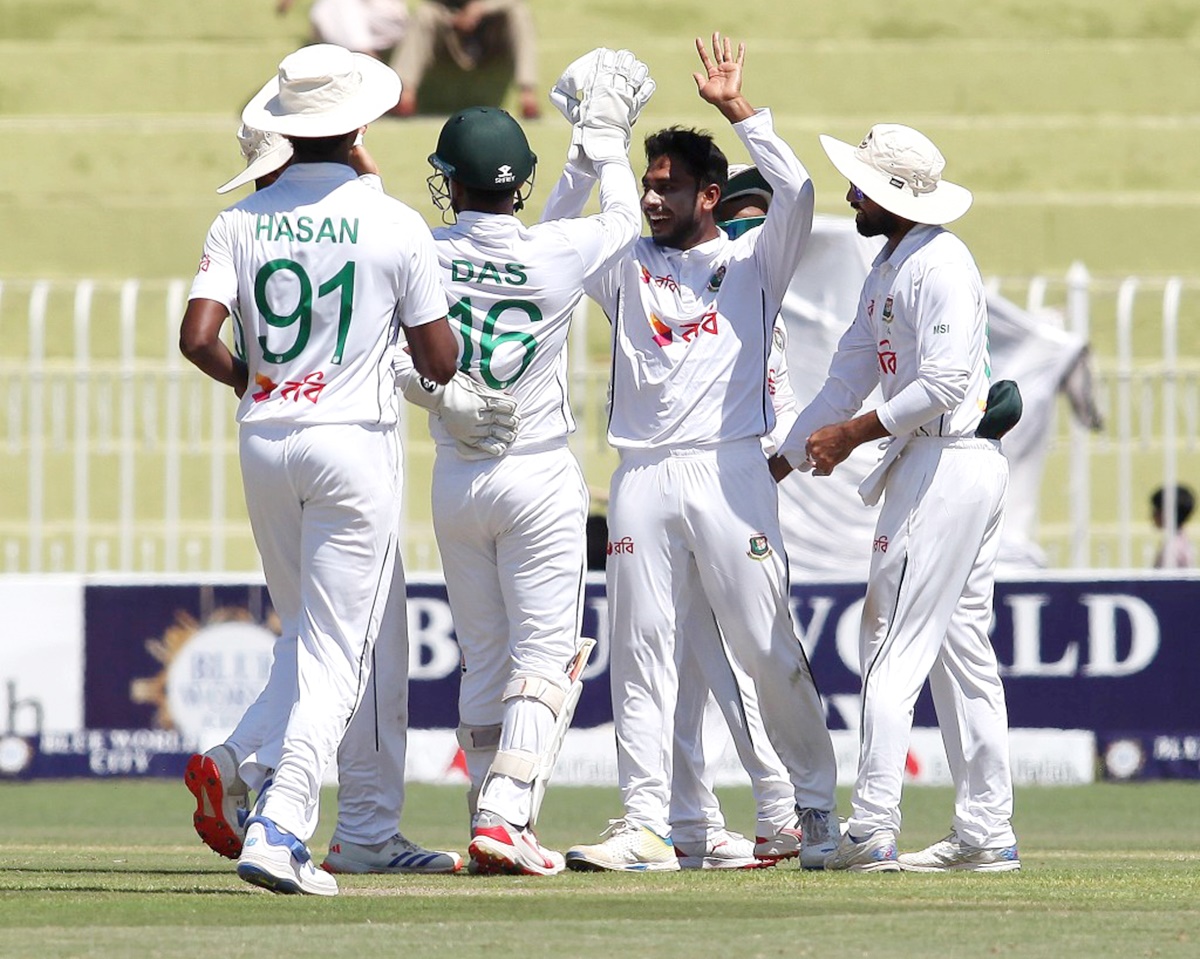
(819, 123, 972, 225)
(723, 163, 773, 206)
(241, 43, 401, 138)
(216, 124, 294, 194)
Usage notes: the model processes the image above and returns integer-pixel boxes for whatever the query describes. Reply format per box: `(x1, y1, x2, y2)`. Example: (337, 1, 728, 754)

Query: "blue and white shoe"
(236, 816, 338, 896)
(898, 831, 1021, 872)
(323, 832, 464, 875)
(823, 829, 901, 873)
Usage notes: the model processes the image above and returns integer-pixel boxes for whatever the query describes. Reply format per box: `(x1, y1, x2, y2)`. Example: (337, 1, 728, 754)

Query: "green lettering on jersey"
(504, 263, 528, 285)
(255, 214, 273, 239)
(316, 217, 338, 243)
(273, 215, 295, 242)
(451, 260, 475, 282)
(295, 216, 314, 243)
(340, 218, 358, 244)
(477, 261, 503, 284)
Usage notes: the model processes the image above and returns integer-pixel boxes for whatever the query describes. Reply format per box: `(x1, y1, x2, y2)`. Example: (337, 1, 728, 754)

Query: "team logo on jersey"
(706, 265, 726, 292)
(640, 265, 653, 284)
(877, 339, 898, 375)
(280, 371, 327, 404)
(251, 374, 278, 403)
(607, 536, 635, 555)
(772, 324, 786, 353)
(197, 253, 211, 273)
(747, 534, 772, 560)
(882, 295, 894, 323)
(648, 313, 673, 346)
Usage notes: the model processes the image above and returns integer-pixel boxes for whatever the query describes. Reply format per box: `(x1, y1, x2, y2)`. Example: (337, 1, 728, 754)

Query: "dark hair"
(1151, 484, 1196, 525)
(644, 127, 728, 193)
(287, 131, 355, 161)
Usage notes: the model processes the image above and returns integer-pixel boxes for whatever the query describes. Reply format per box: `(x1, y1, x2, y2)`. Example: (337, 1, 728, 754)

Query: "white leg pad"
(501, 674, 568, 716)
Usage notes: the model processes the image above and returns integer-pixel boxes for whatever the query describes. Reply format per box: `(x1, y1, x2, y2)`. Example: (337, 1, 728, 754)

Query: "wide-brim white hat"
(242, 44, 401, 138)
(820, 123, 972, 225)
(216, 124, 294, 194)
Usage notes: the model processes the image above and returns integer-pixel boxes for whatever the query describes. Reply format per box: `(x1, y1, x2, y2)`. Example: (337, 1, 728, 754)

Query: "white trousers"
(432, 443, 588, 827)
(850, 437, 1016, 848)
(233, 422, 401, 842)
(607, 439, 837, 837)
(670, 566, 796, 843)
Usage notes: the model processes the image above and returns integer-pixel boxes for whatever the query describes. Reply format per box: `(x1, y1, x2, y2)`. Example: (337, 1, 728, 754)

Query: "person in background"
(1151, 484, 1195, 569)
(391, 0, 540, 119)
(277, 0, 411, 61)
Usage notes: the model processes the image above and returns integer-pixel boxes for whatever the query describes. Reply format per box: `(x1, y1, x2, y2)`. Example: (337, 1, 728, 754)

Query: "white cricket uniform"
(778, 223, 1015, 848)
(190, 162, 446, 842)
(670, 316, 798, 844)
(547, 109, 837, 836)
(427, 154, 641, 827)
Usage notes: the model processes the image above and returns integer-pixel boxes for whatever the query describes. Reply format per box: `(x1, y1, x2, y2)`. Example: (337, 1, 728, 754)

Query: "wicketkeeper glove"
(551, 47, 655, 166)
(398, 368, 521, 459)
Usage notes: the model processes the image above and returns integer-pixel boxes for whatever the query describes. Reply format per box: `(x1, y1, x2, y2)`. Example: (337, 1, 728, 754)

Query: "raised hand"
(692, 33, 753, 123)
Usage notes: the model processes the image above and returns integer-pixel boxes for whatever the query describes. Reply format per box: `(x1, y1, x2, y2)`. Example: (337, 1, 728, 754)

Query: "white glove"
(398, 368, 520, 459)
(577, 49, 656, 164)
(549, 48, 606, 125)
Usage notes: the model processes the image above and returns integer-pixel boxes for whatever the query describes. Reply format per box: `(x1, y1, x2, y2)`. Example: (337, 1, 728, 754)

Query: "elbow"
(179, 330, 209, 366)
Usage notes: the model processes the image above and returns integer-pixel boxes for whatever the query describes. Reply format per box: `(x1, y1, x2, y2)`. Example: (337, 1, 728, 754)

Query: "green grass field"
(1, 0, 1198, 572)
(2, 780, 1198, 958)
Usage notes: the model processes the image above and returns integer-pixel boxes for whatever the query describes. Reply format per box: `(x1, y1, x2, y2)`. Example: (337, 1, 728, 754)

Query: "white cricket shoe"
(898, 832, 1021, 873)
(322, 833, 464, 875)
(565, 819, 680, 873)
(468, 811, 565, 876)
(183, 744, 249, 859)
(797, 807, 841, 870)
(823, 829, 901, 873)
(675, 829, 770, 870)
(754, 822, 802, 862)
(236, 816, 339, 896)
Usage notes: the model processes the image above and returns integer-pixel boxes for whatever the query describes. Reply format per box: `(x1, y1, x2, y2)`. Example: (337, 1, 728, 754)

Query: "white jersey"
(429, 156, 640, 454)
(189, 162, 447, 427)
(545, 109, 813, 450)
(778, 224, 991, 463)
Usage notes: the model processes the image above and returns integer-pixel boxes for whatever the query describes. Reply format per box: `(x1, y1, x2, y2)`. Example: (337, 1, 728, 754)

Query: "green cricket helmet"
(427, 106, 537, 213)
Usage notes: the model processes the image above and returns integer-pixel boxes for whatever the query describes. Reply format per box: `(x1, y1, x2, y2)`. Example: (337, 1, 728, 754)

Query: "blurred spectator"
(277, 0, 410, 59)
(1151, 484, 1195, 569)
(391, 0, 539, 119)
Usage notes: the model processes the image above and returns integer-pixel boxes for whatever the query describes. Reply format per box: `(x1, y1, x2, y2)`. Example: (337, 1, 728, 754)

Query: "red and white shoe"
(468, 811, 565, 876)
(183, 745, 249, 859)
(676, 829, 772, 870)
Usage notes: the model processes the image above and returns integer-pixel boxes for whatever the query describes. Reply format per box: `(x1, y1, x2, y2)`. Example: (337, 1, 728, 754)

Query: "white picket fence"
(0, 270, 1197, 573)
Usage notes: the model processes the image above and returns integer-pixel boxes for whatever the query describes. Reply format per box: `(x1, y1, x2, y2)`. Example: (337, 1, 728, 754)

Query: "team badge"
(882, 295, 894, 323)
(747, 534, 772, 560)
(706, 265, 726, 292)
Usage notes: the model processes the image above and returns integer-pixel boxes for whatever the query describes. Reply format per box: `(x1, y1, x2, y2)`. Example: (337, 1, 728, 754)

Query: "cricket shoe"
(322, 833, 464, 875)
(675, 829, 771, 870)
(236, 816, 338, 896)
(468, 811, 564, 876)
(823, 829, 901, 873)
(754, 822, 803, 863)
(797, 807, 841, 870)
(564, 819, 680, 873)
(183, 745, 249, 859)
(898, 832, 1021, 873)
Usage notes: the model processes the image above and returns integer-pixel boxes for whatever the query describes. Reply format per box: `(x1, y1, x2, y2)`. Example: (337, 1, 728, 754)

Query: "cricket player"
(772, 123, 1021, 873)
(416, 50, 652, 876)
(180, 44, 458, 895)
(546, 34, 839, 872)
(185, 118, 518, 877)
(667, 164, 810, 869)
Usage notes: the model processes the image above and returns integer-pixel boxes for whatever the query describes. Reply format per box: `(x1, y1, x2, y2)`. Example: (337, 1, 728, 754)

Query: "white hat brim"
(216, 138, 294, 194)
(820, 134, 972, 225)
(242, 52, 401, 138)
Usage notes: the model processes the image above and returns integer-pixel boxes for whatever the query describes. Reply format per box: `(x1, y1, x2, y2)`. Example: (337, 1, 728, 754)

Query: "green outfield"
(1, 780, 1198, 958)
(1, 0, 1198, 571)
